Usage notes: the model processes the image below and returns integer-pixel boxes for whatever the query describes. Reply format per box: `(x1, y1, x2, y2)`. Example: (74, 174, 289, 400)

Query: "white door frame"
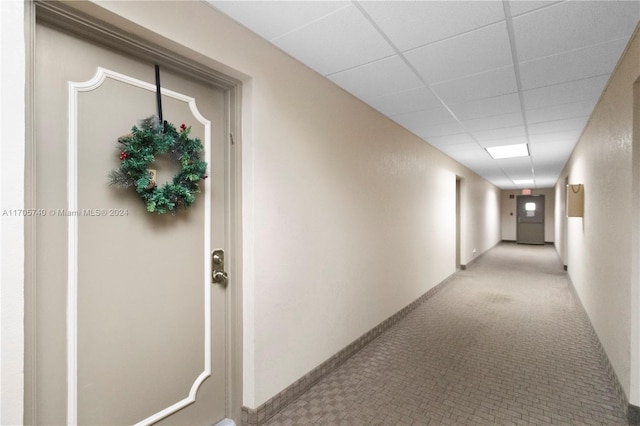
(24, 1, 244, 423)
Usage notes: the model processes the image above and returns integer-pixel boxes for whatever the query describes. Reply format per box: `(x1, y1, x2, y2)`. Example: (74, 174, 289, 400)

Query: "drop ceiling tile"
(392, 107, 456, 130)
(508, 1, 561, 17)
(535, 169, 562, 178)
(529, 142, 575, 164)
(512, 1, 640, 61)
(533, 160, 571, 175)
(497, 157, 534, 176)
(426, 134, 477, 147)
(448, 93, 522, 121)
(535, 161, 568, 172)
(438, 142, 480, 153)
(366, 87, 441, 116)
(529, 130, 582, 145)
(528, 117, 589, 136)
(431, 66, 517, 105)
(209, 1, 350, 40)
(328, 55, 423, 100)
(461, 112, 524, 132)
(472, 125, 526, 143)
(419, 122, 466, 138)
(273, 5, 395, 76)
(531, 158, 572, 173)
(530, 138, 575, 153)
(526, 100, 598, 125)
(522, 75, 609, 110)
(405, 22, 512, 84)
(493, 156, 533, 168)
(359, 1, 505, 51)
(519, 39, 628, 90)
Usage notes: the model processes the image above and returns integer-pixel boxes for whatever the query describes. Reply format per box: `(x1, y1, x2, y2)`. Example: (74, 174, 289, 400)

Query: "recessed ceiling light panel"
(485, 144, 529, 160)
(513, 179, 534, 185)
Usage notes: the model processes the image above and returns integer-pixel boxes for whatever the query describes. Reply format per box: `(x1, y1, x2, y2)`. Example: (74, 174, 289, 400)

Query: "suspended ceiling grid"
(209, 0, 640, 189)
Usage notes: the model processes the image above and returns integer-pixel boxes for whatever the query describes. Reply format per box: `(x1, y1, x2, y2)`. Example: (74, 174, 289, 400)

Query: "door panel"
(34, 23, 228, 425)
(516, 195, 545, 245)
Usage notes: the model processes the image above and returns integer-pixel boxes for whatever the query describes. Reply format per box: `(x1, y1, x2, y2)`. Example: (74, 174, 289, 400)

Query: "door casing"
(25, 1, 244, 423)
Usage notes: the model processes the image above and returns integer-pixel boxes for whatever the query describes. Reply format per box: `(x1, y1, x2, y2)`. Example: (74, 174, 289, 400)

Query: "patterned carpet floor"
(264, 243, 628, 425)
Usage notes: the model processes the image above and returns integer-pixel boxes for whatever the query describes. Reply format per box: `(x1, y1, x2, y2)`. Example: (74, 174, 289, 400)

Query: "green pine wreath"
(109, 116, 208, 214)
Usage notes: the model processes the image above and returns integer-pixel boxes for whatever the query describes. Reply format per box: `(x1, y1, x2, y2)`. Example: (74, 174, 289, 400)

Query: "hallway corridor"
(264, 243, 627, 425)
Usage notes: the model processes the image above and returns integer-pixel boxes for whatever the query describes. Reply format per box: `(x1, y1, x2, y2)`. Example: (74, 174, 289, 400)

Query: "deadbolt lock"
(211, 249, 228, 286)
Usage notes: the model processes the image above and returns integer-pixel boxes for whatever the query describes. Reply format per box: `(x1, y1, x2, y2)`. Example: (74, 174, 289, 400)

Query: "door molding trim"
(27, 2, 244, 423)
(67, 67, 213, 425)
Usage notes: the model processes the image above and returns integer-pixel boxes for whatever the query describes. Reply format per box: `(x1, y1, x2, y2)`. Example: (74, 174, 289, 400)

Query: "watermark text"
(2, 208, 129, 217)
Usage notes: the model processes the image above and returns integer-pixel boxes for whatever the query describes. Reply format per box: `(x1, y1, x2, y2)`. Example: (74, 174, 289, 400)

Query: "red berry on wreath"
(180, 123, 187, 132)
(119, 151, 128, 160)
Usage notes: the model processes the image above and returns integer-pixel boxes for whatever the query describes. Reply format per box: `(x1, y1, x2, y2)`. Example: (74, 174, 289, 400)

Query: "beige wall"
(555, 26, 640, 403)
(38, 0, 501, 409)
(501, 188, 555, 243)
(461, 176, 501, 263)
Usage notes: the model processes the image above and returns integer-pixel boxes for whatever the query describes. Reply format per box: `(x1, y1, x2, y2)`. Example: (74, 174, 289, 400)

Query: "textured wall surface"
(556, 26, 640, 402)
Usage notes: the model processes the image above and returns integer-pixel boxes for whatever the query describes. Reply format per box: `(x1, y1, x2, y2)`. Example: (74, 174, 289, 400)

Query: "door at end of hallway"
(516, 195, 545, 245)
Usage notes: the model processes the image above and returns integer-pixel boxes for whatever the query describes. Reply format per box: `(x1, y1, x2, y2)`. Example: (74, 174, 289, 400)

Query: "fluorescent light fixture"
(513, 179, 534, 185)
(485, 144, 529, 159)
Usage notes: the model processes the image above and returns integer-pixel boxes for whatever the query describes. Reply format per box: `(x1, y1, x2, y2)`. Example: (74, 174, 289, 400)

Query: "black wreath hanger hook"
(155, 64, 167, 133)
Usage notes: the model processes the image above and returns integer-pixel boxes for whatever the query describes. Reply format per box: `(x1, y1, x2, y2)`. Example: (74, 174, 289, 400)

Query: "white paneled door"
(32, 22, 229, 425)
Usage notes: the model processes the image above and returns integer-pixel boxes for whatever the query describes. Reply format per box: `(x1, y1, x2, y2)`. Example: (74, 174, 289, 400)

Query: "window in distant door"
(526, 202, 536, 216)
